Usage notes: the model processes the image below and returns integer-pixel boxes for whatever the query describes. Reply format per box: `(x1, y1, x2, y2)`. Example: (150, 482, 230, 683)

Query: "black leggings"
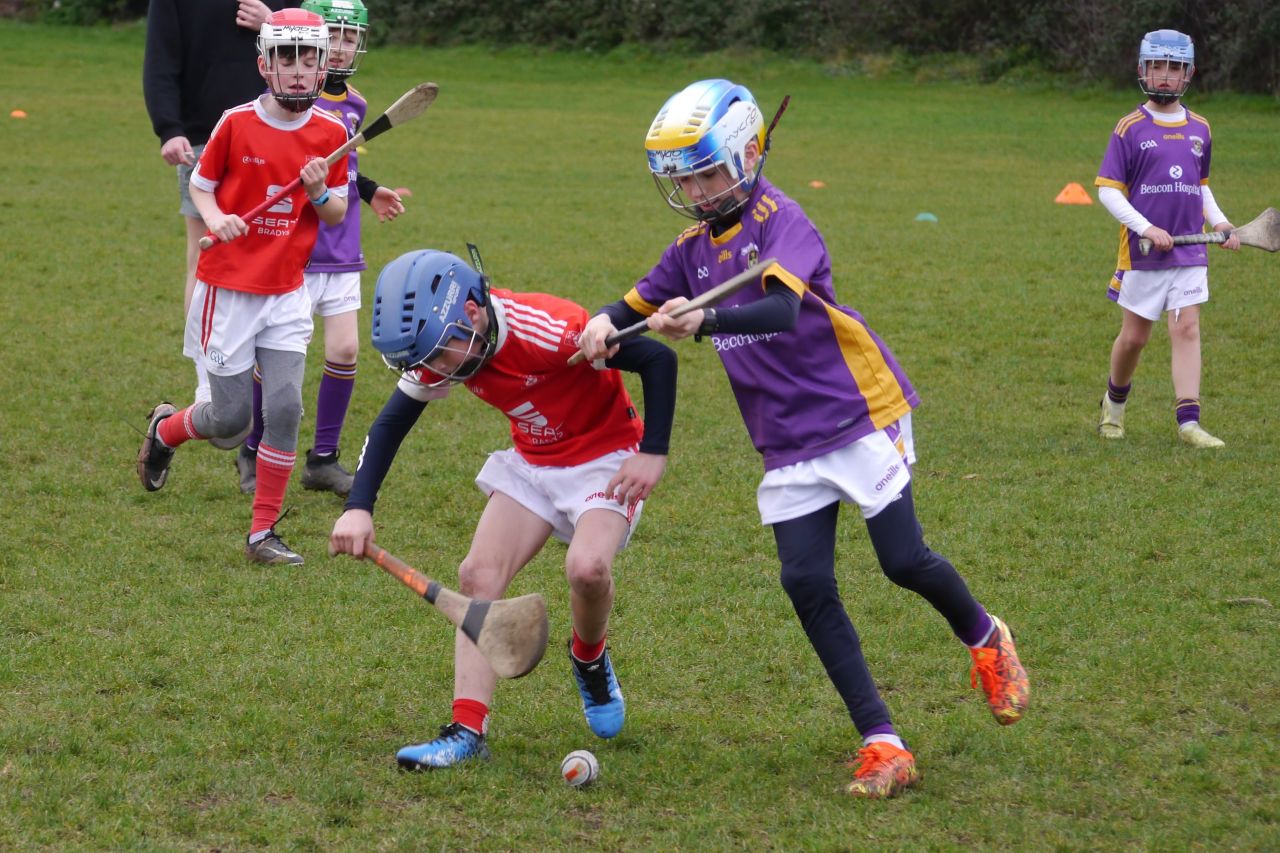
(772, 483, 984, 735)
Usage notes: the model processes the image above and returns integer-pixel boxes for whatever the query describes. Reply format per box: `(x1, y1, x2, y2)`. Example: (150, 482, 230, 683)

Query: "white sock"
(864, 733, 905, 750)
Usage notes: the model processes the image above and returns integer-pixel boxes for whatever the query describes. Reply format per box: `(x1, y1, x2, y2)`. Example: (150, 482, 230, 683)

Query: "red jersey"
(398, 289, 645, 467)
(191, 98, 348, 294)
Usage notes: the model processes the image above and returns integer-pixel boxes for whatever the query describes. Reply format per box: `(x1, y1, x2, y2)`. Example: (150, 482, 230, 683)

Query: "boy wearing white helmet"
(236, 0, 412, 499)
(136, 8, 351, 566)
(579, 79, 1029, 798)
(1095, 29, 1240, 448)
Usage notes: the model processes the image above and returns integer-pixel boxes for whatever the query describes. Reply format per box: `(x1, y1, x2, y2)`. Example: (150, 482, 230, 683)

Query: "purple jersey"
(1095, 105, 1213, 271)
(625, 177, 918, 471)
(308, 84, 368, 272)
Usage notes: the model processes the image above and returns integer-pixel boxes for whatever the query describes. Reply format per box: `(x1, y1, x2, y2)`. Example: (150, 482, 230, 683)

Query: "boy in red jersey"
(136, 8, 350, 566)
(329, 249, 677, 768)
(236, 0, 411, 498)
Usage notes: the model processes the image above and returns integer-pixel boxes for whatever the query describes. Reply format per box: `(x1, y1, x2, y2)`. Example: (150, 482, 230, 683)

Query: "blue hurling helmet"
(1138, 30, 1195, 105)
(370, 250, 496, 385)
(644, 79, 767, 223)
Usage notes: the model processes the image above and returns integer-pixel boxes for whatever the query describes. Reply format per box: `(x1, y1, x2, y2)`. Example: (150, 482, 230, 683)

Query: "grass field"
(2, 20, 1278, 850)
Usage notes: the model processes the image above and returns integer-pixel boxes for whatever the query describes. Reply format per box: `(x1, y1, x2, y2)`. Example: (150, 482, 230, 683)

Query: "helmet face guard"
(300, 0, 369, 81)
(1138, 29, 1195, 105)
(645, 80, 767, 224)
(258, 9, 330, 113)
(371, 250, 497, 387)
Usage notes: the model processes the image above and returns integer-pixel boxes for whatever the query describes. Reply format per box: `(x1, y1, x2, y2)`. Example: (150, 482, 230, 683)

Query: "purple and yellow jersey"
(309, 84, 368, 272)
(1095, 105, 1213, 271)
(624, 177, 918, 471)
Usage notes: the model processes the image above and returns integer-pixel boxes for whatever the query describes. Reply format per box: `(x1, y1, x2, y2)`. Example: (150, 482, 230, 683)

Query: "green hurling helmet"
(301, 0, 369, 79)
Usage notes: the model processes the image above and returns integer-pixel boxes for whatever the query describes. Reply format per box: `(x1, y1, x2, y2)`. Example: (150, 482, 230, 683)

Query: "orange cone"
(1055, 182, 1093, 205)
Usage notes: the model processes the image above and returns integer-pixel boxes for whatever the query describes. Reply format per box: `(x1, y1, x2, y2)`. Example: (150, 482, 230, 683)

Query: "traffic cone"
(1055, 182, 1093, 205)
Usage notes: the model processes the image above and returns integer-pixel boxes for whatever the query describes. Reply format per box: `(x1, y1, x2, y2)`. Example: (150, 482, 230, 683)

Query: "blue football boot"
(569, 641, 625, 739)
(396, 723, 490, 770)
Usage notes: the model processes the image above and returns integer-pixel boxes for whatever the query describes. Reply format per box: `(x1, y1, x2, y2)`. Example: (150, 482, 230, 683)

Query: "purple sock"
(1176, 398, 1200, 426)
(957, 607, 994, 647)
(1107, 378, 1131, 405)
(313, 360, 356, 456)
(245, 366, 264, 452)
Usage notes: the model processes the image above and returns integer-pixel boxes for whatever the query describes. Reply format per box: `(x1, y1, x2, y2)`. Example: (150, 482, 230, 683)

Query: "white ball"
(560, 749, 600, 787)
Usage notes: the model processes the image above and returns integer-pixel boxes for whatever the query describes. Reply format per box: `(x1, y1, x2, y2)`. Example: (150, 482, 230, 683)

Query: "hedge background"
(10, 0, 1280, 95)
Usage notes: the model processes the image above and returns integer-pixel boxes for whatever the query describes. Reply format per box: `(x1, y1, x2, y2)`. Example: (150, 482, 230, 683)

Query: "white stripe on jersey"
(500, 298, 566, 351)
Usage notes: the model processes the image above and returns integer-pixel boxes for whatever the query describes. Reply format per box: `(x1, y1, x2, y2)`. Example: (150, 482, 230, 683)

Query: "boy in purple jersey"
(578, 78, 1029, 799)
(236, 0, 412, 496)
(1094, 29, 1240, 448)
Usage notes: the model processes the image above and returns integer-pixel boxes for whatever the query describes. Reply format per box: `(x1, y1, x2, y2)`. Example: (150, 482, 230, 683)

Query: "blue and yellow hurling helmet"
(1138, 30, 1194, 104)
(644, 79, 767, 223)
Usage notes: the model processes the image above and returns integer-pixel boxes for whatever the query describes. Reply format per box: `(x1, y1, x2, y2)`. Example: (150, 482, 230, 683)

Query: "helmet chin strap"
(274, 94, 318, 113)
(700, 95, 789, 229)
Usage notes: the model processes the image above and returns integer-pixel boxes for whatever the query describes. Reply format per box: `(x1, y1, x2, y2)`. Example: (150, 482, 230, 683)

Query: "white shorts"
(475, 448, 643, 549)
(183, 281, 313, 376)
(757, 416, 915, 525)
(305, 270, 362, 317)
(1113, 266, 1209, 321)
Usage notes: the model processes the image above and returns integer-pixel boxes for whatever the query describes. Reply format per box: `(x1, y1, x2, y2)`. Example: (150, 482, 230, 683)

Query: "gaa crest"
(1189, 136, 1204, 157)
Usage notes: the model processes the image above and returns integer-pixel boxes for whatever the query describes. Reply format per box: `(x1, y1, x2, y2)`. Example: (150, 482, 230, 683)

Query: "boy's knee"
(779, 563, 836, 603)
(199, 399, 251, 438)
(328, 342, 359, 364)
(565, 553, 612, 596)
(457, 557, 504, 598)
(1169, 315, 1200, 342)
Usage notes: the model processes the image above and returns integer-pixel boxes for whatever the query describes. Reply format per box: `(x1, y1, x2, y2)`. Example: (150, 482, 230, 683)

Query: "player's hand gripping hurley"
(1138, 207, 1280, 256)
(567, 257, 778, 366)
(198, 82, 439, 251)
(365, 545, 549, 679)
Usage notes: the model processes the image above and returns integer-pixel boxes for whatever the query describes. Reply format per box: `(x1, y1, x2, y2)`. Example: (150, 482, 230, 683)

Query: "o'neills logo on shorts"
(874, 463, 902, 492)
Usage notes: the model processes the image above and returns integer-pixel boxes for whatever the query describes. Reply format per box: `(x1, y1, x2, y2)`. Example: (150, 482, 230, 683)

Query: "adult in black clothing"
(142, 0, 286, 410)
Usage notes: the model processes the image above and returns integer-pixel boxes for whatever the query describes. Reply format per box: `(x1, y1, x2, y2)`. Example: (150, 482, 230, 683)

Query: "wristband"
(310, 189, 331, 207)
(694, 307, 718, 343)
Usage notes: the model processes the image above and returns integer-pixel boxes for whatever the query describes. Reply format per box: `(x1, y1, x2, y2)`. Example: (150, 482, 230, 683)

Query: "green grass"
(3, 20, 1279, 850)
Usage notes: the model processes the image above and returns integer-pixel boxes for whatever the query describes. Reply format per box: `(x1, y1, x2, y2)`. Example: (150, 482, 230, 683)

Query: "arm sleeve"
(141, 0, 185, 143)
(355, 172, 380, 205)
(604, 336, 677, 456)
(597, 299, 647, 330)
(343, 388, 428, 513)
(1098, 186, 1154, 235)
(1200, 184, 1228, 228)
(711, 280, 801, 334)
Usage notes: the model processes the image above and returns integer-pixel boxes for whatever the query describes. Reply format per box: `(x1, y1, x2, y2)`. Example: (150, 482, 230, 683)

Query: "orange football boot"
(846, 742, 921, 799)
(969, 614, 1029, 725)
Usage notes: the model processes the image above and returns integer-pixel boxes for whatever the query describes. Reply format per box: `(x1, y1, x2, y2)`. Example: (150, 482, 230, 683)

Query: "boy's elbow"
(321, 200, 348, 226)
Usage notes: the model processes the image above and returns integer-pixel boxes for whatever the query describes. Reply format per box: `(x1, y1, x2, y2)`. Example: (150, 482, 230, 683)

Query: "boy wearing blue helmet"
(1095, 29, 1240, 448)
(579, 79, 1028, 798)
(330, 249, 677, 768)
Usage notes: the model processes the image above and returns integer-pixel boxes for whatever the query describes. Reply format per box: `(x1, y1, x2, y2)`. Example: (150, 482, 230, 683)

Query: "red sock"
(452, 698, 489, 735)
(156, 404, 207, 448)
(571, 629, 606, 662)
(250, 443, 295, 536)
